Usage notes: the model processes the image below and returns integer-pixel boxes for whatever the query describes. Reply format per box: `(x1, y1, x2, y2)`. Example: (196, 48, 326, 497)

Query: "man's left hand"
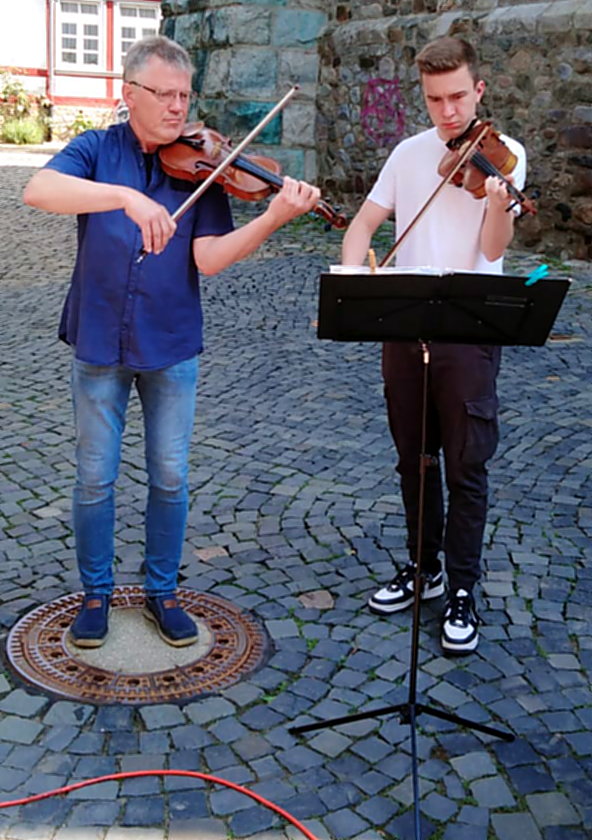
(484, 175, 514, 212)
(267, 176, 321, 226)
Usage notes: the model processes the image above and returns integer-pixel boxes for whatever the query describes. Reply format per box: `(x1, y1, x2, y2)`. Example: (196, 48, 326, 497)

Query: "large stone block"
(273, 9, 328, 47)
(259, 146, 306, 179)
(229, 48, 278, 97)
(483, 4, 547, 35)
(174, 12, 204, 49)
(575, 0, 592, 28)
(283, 102, 316, 147)
(200, 48, 231, 95)
(540, 0, 584, 33)
(198, 98, 283, 144)
(332, 19, 389, 49)
(230, 7, 272, 44)
(278, 49, 319, 87)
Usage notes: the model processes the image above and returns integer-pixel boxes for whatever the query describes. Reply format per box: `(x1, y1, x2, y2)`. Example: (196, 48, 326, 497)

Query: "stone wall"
(316, 1, 592, 259)
(166, 0, 592, 258)
(161, 0, 328, 182)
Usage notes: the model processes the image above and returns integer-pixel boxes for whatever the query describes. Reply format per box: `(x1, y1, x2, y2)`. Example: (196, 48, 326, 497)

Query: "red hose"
(0, 770, 320, 840)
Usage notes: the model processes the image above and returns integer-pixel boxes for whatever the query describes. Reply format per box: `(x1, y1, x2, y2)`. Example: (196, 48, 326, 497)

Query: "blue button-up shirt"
(45, 121, 234, 370)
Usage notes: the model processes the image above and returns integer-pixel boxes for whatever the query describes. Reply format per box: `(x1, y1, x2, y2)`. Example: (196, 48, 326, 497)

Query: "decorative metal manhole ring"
(6, 586, 271, 705)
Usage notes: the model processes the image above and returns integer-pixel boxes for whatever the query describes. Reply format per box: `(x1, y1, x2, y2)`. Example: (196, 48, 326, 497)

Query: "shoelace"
(388, 565, 416, 591)
(447, 592, 479, 626)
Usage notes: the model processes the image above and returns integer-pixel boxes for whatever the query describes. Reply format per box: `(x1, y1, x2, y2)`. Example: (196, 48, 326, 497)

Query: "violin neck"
(470, 150, 526, 206)
(233, 154, 284, 191)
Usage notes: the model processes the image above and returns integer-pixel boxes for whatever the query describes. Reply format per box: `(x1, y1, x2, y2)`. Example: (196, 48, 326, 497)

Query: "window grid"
(58, 1, 102, 69)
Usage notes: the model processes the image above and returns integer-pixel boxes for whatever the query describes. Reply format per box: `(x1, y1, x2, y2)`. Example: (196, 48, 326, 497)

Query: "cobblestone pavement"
(1, 149, 591, 840)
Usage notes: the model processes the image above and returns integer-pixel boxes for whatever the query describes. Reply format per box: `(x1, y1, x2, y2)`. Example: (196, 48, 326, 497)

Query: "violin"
(159, 122, 347, 230)
(438, 120, 537, 215)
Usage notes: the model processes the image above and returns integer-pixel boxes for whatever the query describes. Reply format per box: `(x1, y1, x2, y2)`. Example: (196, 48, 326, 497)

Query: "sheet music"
(329, 265, 456, 276)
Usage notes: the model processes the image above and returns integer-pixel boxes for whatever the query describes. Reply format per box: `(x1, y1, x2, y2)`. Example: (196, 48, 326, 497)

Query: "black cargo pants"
(382, 341, 501, 593)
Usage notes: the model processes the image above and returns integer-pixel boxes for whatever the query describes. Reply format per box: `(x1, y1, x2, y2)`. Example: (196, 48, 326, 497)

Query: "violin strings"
(470, 150, 521, 199)
(234, 155, 284, 188)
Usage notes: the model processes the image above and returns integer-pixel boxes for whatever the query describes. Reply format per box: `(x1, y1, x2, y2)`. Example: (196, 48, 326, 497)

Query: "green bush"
(1, 117, 46, 145)
(69, 110, 96, 136)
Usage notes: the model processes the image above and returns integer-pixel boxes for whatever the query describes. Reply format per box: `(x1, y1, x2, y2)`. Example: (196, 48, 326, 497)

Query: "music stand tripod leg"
(289, 341, 514, 839)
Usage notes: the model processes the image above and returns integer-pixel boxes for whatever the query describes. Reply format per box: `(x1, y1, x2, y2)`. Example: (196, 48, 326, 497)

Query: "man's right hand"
(121, 189, 177, 255)
(24, 169, 177, 256)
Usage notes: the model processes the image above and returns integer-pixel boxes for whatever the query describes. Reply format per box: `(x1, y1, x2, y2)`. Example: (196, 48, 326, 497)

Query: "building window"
(57, 1, 104, 70)
(114, 2, 160, 69)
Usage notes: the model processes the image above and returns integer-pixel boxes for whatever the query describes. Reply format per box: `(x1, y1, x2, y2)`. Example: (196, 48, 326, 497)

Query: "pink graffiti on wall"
(361, 78, 406, 148)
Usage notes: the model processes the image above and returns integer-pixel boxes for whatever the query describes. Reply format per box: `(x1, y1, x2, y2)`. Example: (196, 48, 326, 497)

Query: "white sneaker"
(441, 589, 479, 654)
(369, 564, 445, 614)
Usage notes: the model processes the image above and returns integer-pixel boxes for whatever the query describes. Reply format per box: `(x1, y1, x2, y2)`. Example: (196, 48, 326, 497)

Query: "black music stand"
(291, 269, 570, 840)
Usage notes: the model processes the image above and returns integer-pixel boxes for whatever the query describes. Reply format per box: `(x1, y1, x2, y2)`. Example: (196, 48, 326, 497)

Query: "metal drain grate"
(6, 586, 270, 705)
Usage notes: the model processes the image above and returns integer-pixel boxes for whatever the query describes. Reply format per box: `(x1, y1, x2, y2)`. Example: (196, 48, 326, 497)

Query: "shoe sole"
(441, 634, 479, 655)
(68, 631, 107, 649)
(142, 607, 198, 647)
(368, 581, 445, 615)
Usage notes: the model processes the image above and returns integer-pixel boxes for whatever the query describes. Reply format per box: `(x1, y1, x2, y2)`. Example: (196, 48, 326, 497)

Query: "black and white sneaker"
(369, 564, 445, 614)
(441, 589, 479, 654)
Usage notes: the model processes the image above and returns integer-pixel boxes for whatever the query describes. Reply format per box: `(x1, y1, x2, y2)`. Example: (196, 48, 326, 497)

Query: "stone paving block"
(4, 746, 45, 772)
(323, 808, 370, 839)
(492, 812, 543, 840)
(1, 825, 56, 840)
(450, 750, 498, 780)
(307, 730, 352, 759)
(0, 691, 48, 718)
(0, 718, 43, 746)
(314, 781, 359, 813)
(470, 775, 516, 808)
(55, 828, 106, 839)
(384, 810, 436, 840)
(229, 804, 277, 837)
(138, 705, 185, 731)
(66, 800, 121, 826)
(564, 732, 592, 756)
(355, 795, 399, 826)
(42, 702, 93, 727)
(443, 825, 487, 840)
(526, 791, 581, 827)
(508, 765, 557, 794)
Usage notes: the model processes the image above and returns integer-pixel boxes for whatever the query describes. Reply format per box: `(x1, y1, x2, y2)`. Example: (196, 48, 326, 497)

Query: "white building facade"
(1, 0, 161, 131)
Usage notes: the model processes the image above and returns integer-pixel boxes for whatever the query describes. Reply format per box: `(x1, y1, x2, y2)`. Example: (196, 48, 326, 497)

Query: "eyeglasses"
(127, 80, 196, 106)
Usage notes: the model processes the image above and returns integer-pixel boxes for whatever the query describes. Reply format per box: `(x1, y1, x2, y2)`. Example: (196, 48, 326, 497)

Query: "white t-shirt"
(367, 126, 526, 275)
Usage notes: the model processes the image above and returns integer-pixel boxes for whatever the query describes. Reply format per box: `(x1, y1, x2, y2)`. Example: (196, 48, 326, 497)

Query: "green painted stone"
(198, 99, 283, 145)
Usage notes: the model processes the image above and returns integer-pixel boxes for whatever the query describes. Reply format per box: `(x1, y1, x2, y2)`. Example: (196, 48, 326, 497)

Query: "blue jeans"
(71, 355, 199, 597)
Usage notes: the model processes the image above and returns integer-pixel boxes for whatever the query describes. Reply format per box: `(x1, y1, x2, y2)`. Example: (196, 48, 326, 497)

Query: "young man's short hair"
(416, 37, 480, 83)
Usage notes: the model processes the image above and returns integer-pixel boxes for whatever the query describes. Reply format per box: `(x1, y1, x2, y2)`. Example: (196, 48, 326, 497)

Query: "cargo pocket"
(462, 397, 499, 464)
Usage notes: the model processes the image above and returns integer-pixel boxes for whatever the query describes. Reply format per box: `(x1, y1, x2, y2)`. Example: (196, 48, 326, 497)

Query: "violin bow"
(379, 122, 490, 268)
(137, 85, 299, 263)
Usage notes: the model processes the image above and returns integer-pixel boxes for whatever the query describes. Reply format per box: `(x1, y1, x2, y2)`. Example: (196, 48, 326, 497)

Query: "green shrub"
(69, 110, 96, 136)
(0, 72, 30, 119)
(1, 117, 46, 145)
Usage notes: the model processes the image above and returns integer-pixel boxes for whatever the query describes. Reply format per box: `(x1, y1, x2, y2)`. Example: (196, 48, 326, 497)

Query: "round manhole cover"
(6, 586, 271, 705)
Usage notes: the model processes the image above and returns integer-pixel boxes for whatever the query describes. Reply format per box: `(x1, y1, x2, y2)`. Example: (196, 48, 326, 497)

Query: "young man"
(342, 36, 526, 654)
(24, 35, 320, 649)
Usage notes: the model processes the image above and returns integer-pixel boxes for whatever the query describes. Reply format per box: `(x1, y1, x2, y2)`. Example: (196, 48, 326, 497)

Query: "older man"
(24, 35, 320, 648)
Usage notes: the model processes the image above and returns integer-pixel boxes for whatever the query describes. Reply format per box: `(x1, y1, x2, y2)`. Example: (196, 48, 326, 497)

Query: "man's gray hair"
(123, 35, 192, 80)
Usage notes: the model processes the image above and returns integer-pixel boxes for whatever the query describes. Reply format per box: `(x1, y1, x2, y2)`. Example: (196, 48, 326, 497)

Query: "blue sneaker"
(143, 595, 198, 647)
(69, 594, 110, 648)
